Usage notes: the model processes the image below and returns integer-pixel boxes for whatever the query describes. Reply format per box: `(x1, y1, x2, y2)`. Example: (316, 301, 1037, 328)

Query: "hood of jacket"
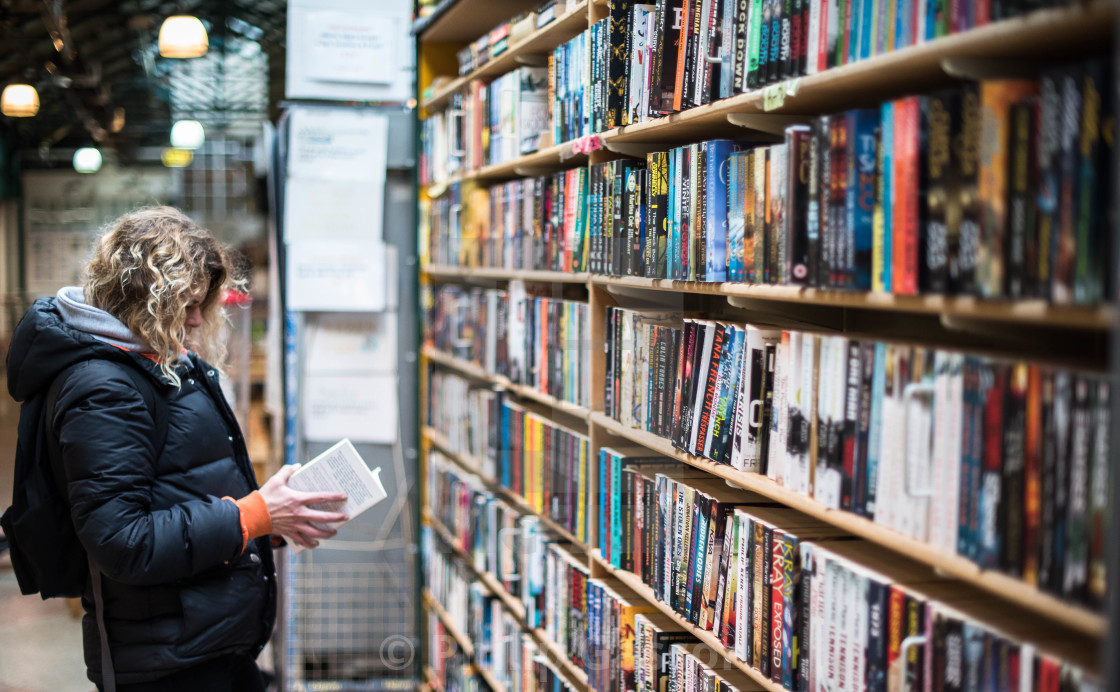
(6, 294, 170, 403)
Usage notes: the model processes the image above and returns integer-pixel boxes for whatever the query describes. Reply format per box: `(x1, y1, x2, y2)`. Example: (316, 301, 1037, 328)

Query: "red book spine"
(893, 97, 920, 295)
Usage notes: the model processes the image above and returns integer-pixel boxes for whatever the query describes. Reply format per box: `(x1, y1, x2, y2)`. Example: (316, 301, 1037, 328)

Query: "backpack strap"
(43, 360, 167, 692)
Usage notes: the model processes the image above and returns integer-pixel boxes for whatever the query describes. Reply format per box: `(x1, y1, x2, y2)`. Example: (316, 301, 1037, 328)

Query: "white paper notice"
(306, 11, 397, 85)
(285, 108, 388, 243)
(287, 109, 389, 183)
(287, 240, 387, 312)
(285, 439, 389, 553)
(305, 313, 397, 376)
(302, 374, 398, 444)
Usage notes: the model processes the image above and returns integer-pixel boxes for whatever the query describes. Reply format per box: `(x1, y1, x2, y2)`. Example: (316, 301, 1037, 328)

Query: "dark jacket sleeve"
(53, 360, 244, 585)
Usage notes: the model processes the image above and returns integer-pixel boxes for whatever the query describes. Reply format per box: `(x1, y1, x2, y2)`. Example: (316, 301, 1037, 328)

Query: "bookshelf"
(416, 0, 1117, 690)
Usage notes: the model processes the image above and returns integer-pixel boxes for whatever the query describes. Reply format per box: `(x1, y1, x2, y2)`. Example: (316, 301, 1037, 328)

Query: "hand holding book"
(276, 439, 389, 552)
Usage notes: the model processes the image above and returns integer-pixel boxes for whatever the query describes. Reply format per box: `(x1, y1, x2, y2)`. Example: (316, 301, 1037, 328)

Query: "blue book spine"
(849, 0, 862, 65)
(851, 109, 879, 290)
(611, 453, 622, 568)
(895, 0, 908, 49)
(684, 504, 708, 617)
(705, 140, 735, 282)
(880, 101, 894, 292)
(865, 342, 887, 518)
(599, 449, 608, 555)
(728, 153, 746, 283)
(957, 356, 980, 559)
(859, 0, 875, 60)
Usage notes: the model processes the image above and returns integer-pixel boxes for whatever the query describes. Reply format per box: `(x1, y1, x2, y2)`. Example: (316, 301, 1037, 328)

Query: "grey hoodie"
(55, 286, 152, 353)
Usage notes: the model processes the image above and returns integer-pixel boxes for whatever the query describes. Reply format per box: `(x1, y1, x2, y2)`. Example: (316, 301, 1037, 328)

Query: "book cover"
(787, 125, 813, 284)
(976, 79, 1039, 299)
(954, 82, 981, 293)
(1006, 97, 1037, 299)
(705, 140, 736, 282)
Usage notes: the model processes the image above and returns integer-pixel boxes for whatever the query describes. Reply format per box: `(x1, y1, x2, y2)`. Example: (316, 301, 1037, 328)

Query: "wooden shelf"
(591, 275, 1116, 331)
(424, 1, 590, 111)
(423, 265, 590, 284)
(423, 666, 444, 692)
(427, 514, 590, 689)
(423, 346, 592, 421)
(591, 411, 1108, 638)
(415, 0, 541, 43)
(423, 591, 476, 658)
(421, 267, 1113, 331)
(425, 425, 588, 550)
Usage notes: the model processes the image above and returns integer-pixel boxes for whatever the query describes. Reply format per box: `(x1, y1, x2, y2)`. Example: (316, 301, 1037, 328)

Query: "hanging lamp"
(158, 16, 208, 58)
(170, 119, 205, 149)
(73, 148, 102, 173)
(1, 84, 40, 117)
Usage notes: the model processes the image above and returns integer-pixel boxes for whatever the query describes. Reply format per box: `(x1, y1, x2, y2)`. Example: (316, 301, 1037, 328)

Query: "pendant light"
(170, 119, 205, 149)
(1, 84, 40, 117)
(158, 16, 208, 59)
(73, 148, 102, 174)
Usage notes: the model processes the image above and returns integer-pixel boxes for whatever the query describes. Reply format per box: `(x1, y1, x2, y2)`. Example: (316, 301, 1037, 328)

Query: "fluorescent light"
(170, 119, 205, 149)
(158, 16, 208, 59)
(73, 147, 102, 173)
(1, 84, 39, 117)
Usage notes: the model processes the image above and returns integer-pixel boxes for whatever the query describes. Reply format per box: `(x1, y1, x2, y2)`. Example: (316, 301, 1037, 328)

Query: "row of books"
(425, 60, 1112, 305)
(455, 5, 569, 76)
(586, 478, 1099, 692)
(598, 0, 1071, 124)
(428, 451, 527, 601)
(552, 31, 592, 146)
(425, 527, 580, 692)
(423, 284, 592, 409)
(419, 65, 550, 184)
(549, 541, 760, 692)
(424, 172, 592, 274)
(606, 306, 1111, 605)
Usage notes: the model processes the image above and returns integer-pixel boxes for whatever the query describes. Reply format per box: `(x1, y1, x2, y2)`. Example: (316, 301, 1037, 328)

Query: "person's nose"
(185, 306, 203, 329)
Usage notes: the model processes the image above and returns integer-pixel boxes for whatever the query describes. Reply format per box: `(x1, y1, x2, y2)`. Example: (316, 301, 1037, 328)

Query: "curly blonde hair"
(84, 206, 244, 386)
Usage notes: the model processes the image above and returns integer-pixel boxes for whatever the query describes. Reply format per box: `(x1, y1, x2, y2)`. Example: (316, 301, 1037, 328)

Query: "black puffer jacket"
(6, 298, 276, 686)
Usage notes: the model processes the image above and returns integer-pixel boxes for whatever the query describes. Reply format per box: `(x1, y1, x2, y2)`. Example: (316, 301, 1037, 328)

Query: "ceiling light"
(1, 84, 40, 117)
(170, 119, 205, 149)
(158, 16, 208, 59)
(73, 147, 102, 173)
(161, 147, 193, 167)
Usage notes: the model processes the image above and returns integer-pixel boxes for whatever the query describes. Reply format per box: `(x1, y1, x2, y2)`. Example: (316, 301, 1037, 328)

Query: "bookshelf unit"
(416, 1, 1118, 691)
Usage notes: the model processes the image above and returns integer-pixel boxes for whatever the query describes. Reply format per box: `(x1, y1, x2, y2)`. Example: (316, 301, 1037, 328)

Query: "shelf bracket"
(940, 57, 1046, 81)
(726, 112, 812, 135)
(514, 53, 548, 67)
(602, 139, 663, 158)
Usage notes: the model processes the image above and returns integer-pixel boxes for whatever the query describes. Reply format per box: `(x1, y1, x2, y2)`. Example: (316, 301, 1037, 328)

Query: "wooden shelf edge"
(590, 275, 1114, 331)
(422, 265, 591, 284)
(424, 426, 589, 549)
(423, 666, 444, 692)
(423, 590, 476, 658)
(590, 552, 784, 692)
(424, 0, 591, 111)
(423, 346, 593, 420)
(428, 514, 589, 690)
(419, 267, 1112, 330)
(589, 412, 1108, 638)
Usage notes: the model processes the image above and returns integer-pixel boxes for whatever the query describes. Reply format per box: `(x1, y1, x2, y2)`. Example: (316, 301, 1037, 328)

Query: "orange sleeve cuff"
(223, 491, 273, 552)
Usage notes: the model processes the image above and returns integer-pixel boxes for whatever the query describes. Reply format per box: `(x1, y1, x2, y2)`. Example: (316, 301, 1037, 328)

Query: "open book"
(284, 439, 388, 553)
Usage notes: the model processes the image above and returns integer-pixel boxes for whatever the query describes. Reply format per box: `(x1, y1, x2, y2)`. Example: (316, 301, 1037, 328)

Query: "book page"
(285, 439, 388, 552)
